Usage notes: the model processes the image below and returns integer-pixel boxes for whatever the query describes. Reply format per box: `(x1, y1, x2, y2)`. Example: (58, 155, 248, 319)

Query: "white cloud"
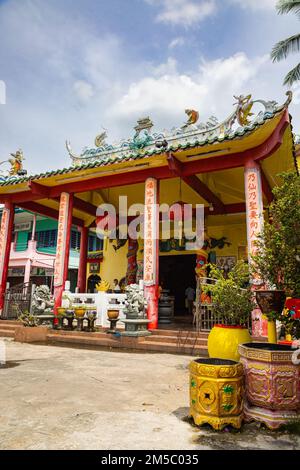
(153, 57, 178, 76)
(169, 37, 185, 49)
(112, 53, 267, 124)
(110, 51, 300, 136)
(73, 81, 94, 103)
(146, 0, 217, 26)
(229, 0, 277, 10)
(146, 0, 277, 27)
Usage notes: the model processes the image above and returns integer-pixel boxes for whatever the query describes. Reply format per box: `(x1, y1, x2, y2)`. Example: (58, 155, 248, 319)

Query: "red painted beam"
(0, 201, 15, 310)
(18, 201, 84, 227)
(183, 175, 225, 213)
(1, 167, 173, 204)
(73, 196, 98, 217)
(54, 195, 98, 218)
(77, 226, 88, 293)
(259, 166, 273, 205)
(167, 153, 225, 213)
(93, 203, 247, 226)
(1, 110, 290, 204)
(28, 181, 50, 197)
(167, 153, 183, 175)
(48, 166, 172, 198)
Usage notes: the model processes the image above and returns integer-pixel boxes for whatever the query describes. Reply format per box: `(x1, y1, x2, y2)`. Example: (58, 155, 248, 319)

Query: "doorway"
(159, 254, 196, 318)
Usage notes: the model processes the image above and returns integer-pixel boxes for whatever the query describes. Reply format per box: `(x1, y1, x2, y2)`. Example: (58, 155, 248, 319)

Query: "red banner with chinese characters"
(244, 166, 264, 284)
(0, 207, 10, 284)
(54, 192, 70, 287)
(143, 178, 158, 287)
(245, 164, 267, 337)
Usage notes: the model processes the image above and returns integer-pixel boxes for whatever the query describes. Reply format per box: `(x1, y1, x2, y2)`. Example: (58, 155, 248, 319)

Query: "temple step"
(0, 321, 21, 337)
(140, 340, 208, 356)
(0, 328, 15, 338)
(46, 329, 208, 356)
(146, 334, 208, 346)
(47, 332, 118, 349)
(152, 328, 208, 338)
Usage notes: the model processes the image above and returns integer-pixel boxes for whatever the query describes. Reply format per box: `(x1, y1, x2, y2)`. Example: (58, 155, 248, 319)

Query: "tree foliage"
(203, 261, 254, 326)
(271, 1, 300, 86)
(252, 172, 300, 297)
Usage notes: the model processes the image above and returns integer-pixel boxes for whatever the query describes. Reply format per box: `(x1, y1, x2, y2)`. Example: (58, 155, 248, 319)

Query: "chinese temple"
(0, 92, 298, 334)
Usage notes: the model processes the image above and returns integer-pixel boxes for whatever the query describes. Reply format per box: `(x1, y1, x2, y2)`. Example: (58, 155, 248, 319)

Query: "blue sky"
(0, 0, 299, 173)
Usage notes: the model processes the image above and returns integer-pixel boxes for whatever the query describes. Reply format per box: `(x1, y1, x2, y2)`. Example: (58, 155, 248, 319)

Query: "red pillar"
(54, 193, 73, 315)
(244, 159, 267, 338)
(143, 178, 159, 330)
(126, 238, 138, 285)
(0, 201, 14, 313)
(77, 226, 88, 293)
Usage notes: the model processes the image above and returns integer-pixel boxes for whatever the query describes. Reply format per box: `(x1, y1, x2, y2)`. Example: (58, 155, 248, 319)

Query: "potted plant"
(15, 309, 48, 343)
(251, 171, 300, 343)
(203, 261, 254, 362)
(238, 342, 300, 429)
(239, 172, 300, 428)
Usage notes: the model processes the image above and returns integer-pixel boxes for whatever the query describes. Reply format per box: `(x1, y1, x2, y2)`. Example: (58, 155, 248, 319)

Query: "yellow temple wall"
(100, 239, 128, 288)
(98, 219, 247, 286)
(206, 223, 247, 260)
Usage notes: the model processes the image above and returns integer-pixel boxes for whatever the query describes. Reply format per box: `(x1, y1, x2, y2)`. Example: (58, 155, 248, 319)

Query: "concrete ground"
(0, 338, 299, 450)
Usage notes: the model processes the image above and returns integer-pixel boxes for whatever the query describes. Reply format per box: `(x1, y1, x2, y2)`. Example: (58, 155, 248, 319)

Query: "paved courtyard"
(0, 338, 299, 450)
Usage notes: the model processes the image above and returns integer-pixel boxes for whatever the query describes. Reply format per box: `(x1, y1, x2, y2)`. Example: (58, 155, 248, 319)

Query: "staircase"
(0, 320, 21, 338)
(0, 320, 209, 356)
(47, 327, 208, 356)
(141, 329, 208, 356)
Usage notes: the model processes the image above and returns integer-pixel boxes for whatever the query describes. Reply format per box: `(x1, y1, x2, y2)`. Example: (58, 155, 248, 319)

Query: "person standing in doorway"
(185, 285, 195, 315)
(113, 279, 121, 292)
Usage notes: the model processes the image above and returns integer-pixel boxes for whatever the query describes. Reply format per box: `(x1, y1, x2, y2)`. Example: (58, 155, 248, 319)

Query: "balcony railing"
(194, 277, 252, 333)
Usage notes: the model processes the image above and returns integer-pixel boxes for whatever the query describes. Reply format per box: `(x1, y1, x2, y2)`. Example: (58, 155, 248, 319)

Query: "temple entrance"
(159, 254, 196, 323)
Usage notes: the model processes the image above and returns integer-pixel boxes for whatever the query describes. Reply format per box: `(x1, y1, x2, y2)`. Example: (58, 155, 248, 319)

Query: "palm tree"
(271, 1, 300, 86)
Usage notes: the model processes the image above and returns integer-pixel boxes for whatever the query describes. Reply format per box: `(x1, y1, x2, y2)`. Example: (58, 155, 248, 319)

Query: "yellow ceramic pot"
(208, 325, 252, 362)
(107, 309, 119, 320)
(74, 308, 86, 318)
(57, 307, 66, 316)
(190, 358, 244, 430)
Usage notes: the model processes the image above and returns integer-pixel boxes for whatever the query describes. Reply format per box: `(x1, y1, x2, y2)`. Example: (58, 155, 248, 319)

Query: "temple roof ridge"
(0, 92, 293, 187)
(66, 92, 292, 167)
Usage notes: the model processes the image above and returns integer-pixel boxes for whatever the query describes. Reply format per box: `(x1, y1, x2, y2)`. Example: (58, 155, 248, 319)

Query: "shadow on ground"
(172, 407, 300, 450)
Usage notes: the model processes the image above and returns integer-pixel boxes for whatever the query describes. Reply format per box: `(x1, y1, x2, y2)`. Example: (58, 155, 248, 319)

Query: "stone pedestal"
(121, 318, 151, 337)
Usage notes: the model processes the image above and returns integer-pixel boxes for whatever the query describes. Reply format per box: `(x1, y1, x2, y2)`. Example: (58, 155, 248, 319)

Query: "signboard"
(14, 222, 32, 232)
(54, 192, 70, 287)
(8, 267, 25, 277)
(89, 262, 100, 273)
(143, 178, 158, 286)
(0, 207, 10, 283)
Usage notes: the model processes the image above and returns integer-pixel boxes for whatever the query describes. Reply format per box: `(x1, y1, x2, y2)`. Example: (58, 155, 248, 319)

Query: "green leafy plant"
(251, 172, 300, 298)
(18, 310, 38, 327)
(202, 261, 254, 326)
(271, 1, 300, 86)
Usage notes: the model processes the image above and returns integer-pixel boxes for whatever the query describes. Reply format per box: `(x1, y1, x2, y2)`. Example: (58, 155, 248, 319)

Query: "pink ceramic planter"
(239, 343, 300, 429)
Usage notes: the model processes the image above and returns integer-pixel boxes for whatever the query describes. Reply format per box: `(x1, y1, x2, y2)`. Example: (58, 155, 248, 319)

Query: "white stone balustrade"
(61, 290, 127, 328)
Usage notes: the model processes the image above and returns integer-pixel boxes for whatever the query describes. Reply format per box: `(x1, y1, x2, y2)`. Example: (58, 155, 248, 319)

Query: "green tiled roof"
(0, 96, 292, 187)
